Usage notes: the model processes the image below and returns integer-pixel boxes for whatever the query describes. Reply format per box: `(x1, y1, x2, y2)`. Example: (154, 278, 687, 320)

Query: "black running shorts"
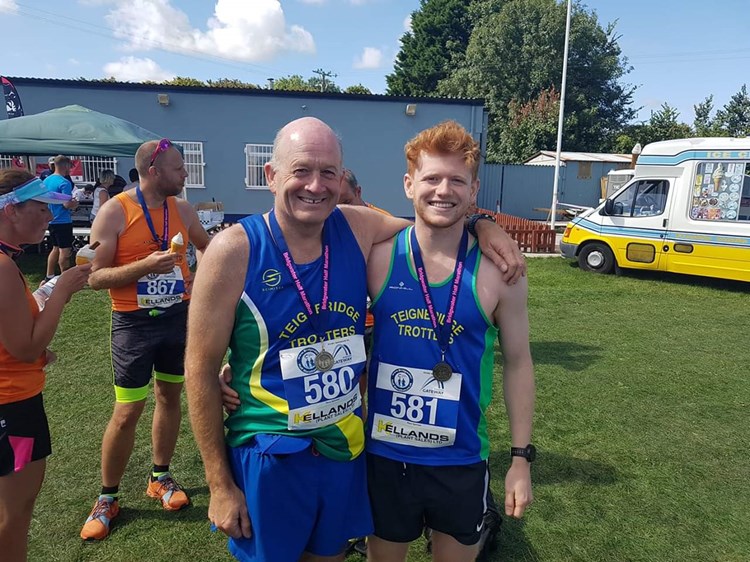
(110, 303, 188, 402)
(48, 223, 74, 249)
(0, 393, 52, 476)
(367, 453, 489, 546)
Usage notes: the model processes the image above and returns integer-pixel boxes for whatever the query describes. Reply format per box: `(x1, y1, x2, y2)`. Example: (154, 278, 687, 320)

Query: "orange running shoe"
(146, 472, 190, 511)
(80, 495, 119, 541)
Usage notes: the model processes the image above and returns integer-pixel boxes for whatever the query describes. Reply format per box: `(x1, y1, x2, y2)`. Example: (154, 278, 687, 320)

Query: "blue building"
(1, 77, 488, 219)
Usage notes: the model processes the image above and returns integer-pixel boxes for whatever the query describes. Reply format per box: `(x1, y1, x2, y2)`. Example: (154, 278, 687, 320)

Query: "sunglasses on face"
(149, 138, 172, 167)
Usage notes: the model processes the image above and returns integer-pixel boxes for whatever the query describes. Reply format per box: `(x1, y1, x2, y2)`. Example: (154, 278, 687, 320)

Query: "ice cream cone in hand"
(170, 232, 185, 254)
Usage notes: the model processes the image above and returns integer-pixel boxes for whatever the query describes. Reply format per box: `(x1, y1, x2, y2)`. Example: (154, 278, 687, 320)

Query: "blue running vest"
(367, 226, 499, 465)
(226, 209, 367, 461)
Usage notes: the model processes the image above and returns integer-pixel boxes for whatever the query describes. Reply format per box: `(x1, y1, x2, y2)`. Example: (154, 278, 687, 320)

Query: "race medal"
(433, 361, 453, 382)
(316, 350, 335, 372)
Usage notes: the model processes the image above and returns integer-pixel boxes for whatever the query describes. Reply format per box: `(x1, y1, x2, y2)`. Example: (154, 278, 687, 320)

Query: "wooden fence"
(476, 208, 557, 253)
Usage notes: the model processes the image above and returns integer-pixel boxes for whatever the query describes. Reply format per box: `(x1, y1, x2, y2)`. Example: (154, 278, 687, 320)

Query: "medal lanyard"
(136, 185, 168, 250)
(410, 226, 468, 361)
(268, 209, 330, 340)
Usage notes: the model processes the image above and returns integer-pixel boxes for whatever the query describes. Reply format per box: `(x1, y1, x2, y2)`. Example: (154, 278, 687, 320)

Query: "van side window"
(739, 163, 750, 222)
(610, 180, 669, 217)
(690, 160, 748, 222)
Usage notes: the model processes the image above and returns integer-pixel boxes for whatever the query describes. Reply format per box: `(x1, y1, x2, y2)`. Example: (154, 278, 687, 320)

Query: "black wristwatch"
(466, 213, 496, 237)
(510, 443, 536, 463)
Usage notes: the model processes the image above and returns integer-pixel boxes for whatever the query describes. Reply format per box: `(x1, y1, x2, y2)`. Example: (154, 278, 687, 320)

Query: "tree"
(495, 87, 560, 162)
(344, 84, 372, 95)
(715, 84, 750, 137)
(386, 0, 474, 96)
(206, 78, 258, 89)
(693, 95, 722, 136)
(272, 74, 341, 93)
(438, 0, 635, 162)
(613, 103, 692, 152)
(162, 77, 206, 87)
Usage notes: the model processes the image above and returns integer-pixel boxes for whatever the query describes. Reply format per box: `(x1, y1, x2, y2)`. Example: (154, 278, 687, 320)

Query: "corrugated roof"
(525, 150, 632, 166)
(6, 76, 485, 106)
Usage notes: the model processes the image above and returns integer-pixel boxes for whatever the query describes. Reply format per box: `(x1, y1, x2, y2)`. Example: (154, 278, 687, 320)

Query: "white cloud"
(403, 14, 412, 32)
(68, 58, 81, 65)
(353, 47, 383, 69)
(103, 57, 175, 82)
(0, 0, 19, 14)
(105, 0, 315, 63)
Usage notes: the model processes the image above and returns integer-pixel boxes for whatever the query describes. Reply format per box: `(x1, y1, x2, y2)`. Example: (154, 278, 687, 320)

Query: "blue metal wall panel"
(480, 161, 626, 219)
(4, 80, 484, 218)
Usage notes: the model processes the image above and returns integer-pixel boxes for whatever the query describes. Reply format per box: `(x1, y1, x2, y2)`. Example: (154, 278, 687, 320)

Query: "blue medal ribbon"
(135, 185, 169, 250)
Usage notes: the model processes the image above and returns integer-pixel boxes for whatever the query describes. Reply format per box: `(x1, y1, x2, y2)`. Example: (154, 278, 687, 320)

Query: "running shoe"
(80, 495, 119, 541)
(146, 472, 190, 511)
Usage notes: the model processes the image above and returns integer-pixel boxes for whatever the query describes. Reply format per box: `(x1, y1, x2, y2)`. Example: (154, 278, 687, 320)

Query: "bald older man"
(79, 139, 210, 541)
(184, 117, 524, 562)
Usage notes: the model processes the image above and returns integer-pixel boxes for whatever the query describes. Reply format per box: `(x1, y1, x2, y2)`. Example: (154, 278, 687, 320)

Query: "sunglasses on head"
(149, 138, 172, 167)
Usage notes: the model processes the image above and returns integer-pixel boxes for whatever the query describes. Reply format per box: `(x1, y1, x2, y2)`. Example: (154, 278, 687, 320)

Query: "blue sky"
(1, 0, 748, 125)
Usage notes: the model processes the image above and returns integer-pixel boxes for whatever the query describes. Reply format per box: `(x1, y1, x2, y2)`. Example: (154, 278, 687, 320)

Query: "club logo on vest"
(391, 368, 413, 392)
(261, 268, 282, 290)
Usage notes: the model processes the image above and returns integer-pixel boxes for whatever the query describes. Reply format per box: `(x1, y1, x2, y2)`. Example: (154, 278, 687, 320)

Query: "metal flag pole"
(549, 0, 572, 229)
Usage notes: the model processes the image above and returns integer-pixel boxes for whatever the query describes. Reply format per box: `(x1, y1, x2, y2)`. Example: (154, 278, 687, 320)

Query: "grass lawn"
(19, 252, 750, 562)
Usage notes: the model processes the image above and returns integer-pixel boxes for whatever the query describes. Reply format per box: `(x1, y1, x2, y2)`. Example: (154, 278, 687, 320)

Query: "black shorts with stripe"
(111, 302, 188, 390)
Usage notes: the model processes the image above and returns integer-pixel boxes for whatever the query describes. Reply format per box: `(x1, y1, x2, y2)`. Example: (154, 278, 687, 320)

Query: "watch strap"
(466, 213, 496, 237)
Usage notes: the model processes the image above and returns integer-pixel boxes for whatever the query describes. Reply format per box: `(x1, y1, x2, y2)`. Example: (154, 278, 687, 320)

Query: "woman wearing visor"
(0, 170, 90, 561)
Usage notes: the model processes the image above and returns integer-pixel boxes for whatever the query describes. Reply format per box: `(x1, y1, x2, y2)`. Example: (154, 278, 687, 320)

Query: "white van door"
(603, 178, 674, 270)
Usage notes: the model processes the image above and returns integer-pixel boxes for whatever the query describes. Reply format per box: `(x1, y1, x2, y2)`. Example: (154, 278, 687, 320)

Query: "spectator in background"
(90, 170, 113, 221)
(339, 169, 390, 215)
(43, 156, 79, 282)
(125, 168, 139, 190)
(39, 157, 55, 181)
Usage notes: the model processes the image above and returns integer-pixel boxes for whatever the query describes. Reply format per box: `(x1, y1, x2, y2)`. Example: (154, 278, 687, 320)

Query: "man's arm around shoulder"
(339, 205, 410, 263)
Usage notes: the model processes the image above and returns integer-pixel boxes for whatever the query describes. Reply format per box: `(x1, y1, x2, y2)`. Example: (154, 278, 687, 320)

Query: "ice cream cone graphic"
(712, 164, 724, 192)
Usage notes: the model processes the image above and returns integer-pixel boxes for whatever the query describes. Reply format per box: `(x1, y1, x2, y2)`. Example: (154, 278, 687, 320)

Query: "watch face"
(526, 444, 537, 462)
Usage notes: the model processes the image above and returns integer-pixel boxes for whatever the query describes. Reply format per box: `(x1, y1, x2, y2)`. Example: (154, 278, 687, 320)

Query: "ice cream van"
(560, 137, 750, 282)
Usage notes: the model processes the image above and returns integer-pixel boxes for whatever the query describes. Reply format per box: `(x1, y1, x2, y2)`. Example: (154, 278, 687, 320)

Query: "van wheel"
(578, 242, 615, 274)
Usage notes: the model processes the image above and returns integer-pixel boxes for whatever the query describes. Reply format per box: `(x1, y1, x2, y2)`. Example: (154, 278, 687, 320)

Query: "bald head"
(269, 117, 343, 172)
(135, 140, 160, 177)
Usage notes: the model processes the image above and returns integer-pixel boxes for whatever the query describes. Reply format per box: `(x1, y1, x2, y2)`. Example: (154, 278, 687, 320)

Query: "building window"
(245, 144, 273, 189)
(577, 161, 592, 179)
(0, 155, 22, 169)
(72, 156, 118, 183)
(174, 141, 205, 188)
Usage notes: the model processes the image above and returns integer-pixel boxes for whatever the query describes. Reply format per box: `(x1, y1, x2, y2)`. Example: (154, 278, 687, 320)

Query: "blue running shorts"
(227, 434, 373, 561)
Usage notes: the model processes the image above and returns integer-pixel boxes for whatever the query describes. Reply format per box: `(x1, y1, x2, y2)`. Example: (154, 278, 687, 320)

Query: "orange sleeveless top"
(0, 258, 45, 404)
(109, 192, 190, 312)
